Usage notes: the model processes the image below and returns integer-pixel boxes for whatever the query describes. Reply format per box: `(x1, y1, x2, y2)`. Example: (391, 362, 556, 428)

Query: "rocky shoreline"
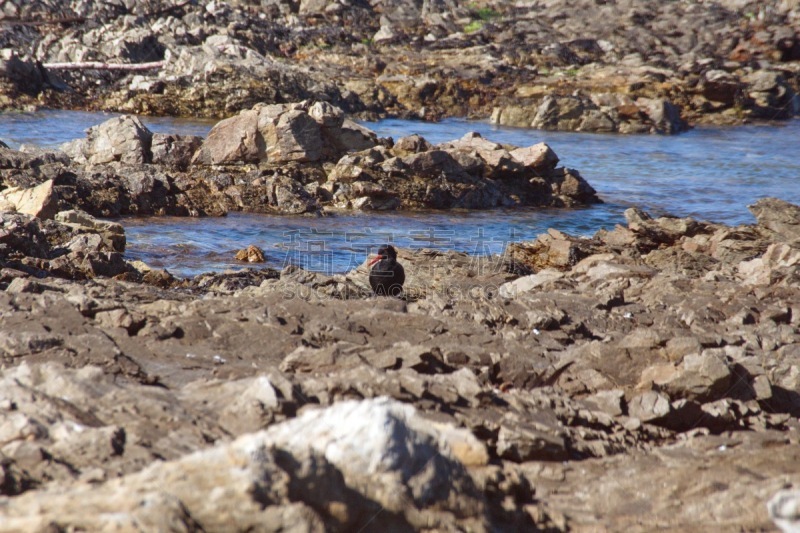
(1, 0, 800, 530)
(1, 143, 799, 528)
(1, 0, 799, 132)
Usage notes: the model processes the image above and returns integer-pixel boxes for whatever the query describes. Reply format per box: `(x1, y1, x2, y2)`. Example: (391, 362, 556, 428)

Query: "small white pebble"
(532, 328, 540, 335)
(185, 353, 197, 359)
(623, 312, 633, 319)
(213, 355, 227, 365)
(718, 445, 727, 451)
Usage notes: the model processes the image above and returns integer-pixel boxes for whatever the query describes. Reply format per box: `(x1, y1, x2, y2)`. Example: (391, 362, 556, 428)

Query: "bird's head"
(369, 244, 397, 266)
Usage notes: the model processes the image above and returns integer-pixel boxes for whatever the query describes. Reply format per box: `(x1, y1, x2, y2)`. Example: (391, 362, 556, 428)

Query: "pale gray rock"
(264, 397, 488, 524)
(55, 209, 126, 252)
(769, 489, 800, 533)
(498, 269, 564, 298)
(62, 115, 153, 166)
(628, 390, 671, 422)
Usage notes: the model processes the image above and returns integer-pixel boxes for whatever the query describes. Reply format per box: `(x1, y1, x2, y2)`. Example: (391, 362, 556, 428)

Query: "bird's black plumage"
(369, 245, 405, 297)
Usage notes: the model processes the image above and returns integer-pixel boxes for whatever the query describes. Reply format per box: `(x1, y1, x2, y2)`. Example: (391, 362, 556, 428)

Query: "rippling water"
(1, 110, 798, 278)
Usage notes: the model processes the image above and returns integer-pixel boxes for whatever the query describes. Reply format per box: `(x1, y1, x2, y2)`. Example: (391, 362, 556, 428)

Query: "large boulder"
(192, 101, 378, 166)
(0, 395, 490, 532)
(61, 115, 153, 166)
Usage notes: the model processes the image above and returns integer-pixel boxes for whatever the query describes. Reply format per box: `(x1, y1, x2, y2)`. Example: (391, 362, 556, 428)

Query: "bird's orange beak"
(368, 255, 383, 266)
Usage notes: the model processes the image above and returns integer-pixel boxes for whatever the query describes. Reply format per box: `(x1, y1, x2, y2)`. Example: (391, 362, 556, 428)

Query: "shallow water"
(1, 110, 798, 278)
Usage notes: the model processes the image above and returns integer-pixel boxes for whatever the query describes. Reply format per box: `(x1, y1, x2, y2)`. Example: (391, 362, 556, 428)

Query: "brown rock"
(235, 245, 266, 263)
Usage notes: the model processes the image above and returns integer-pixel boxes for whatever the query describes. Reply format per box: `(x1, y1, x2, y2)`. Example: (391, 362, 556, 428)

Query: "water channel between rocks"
(1, 110, 798, 278)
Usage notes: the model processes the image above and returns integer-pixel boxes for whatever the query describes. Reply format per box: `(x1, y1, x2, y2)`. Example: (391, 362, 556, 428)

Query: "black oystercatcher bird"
(368, 245, 405, 297)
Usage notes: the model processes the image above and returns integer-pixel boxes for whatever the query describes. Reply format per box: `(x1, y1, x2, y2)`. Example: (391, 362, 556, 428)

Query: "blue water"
(1, 110, 798, 278)
(0, 109, 216, 147)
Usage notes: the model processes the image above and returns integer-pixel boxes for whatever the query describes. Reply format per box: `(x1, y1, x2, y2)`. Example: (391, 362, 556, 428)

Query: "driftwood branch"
(41, 60, 165, 71)
(0, 16, 86, 26)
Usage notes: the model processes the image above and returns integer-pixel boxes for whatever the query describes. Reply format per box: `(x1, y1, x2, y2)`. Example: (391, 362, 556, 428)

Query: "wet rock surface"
(1, 0, 798, 130)
(1, 196, 799, 531)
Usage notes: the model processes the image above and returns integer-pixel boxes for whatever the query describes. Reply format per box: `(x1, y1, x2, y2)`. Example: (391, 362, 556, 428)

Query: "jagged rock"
(496, 421, 569, 462)
(738, 243, 800, 286)
(509, 143, 560, 174)
(54, 209, 125, 252)
(750, 197, 800, 242)
(628, 390, 672, 423)
(323, 133, 599, 210)
(150, 133, 203, 171)
(235, 245, 266, 263)
(498, 269, 564, 298)
(61, 115, 153, 166)
(0, 395, 492, 531)
(0, 211, 128, 279)
(642, 351, 735, 403)
(264, 397, 487, 521)
(0, 179, 57, 219)
(192, 102, 378, 166)
(744, 70, 799, 120)
(507, 229, 604, 271)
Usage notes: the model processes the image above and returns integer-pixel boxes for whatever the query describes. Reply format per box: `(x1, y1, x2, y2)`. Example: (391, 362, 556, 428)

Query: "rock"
(192, 102, 377, 166)
(263, 397, 488, 525)
(493, 93, 688, 134)
(61, 115, 153, 166)
(510, 143, 560, 174)
(322, 132, 599, 210)
(150, 133, 203, 170)
(263, 108, 324, 163)
(649, 351, 735, 403)
(235, 245, 266, 263)
(393, 134, 432, 155)
(0, 179, 57, 219)
(738, 243, 800, 286)
(628, 390, 672, 422)
(750, 197, 800, 242)
(744, 71, 798, 120)
(636, 97, 688, 134)
(190, 107, 262, 165)
(498, 269, 564, 298)
(0, 425, 328, 531)
(582, 389, 625, 417)
(54, 209, 126, 252)
(769, 489, 800, 533)
(0, 211, 129, 279)
(496, 422, 569, 462)
(507, 229, 604, 271)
